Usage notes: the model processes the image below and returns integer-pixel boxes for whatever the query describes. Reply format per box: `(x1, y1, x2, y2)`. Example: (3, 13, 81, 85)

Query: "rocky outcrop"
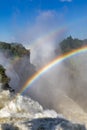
(0, 42, 30, 58)
(0, 43, 36, 92)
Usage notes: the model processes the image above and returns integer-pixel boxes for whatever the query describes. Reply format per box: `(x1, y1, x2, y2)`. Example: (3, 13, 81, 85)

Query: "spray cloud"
(1, 10, 87, 115)
(25, 49, 87, 114)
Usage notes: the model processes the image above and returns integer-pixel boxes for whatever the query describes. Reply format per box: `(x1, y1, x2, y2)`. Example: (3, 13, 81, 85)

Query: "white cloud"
(36, 10, 57, 21)
(60, 0, 72, 2)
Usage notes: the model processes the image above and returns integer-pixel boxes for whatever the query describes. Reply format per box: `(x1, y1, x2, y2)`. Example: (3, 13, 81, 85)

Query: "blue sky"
(0, 0, 87, 45)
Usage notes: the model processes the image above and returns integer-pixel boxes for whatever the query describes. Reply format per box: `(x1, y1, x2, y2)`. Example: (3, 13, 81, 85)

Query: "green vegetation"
(0, 42, 30, 57)
(59, 36, 84, 54)
(0, 65, 10, 84)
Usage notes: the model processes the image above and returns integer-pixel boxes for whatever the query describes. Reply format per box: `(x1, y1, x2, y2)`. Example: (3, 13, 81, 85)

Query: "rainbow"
(19, 46, 87, 95)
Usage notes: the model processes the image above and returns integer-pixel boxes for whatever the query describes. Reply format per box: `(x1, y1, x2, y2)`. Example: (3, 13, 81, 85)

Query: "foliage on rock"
(0, 42, 30, 58)
(59, 36, 83, 53)
(0, 65, 10, 84)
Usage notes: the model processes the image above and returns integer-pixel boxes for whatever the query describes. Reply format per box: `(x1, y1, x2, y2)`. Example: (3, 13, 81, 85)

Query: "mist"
(12, 10, 67, 68)
(1, 10, 87, 115)
(25, 49, 87, 114)
(0, 12, 61, 93)
(1, 41, 87, 115)
(0, 51, 36, 92)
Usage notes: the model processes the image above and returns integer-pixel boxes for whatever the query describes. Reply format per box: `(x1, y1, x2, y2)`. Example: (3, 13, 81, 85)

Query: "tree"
(59, 36, 83, 54)
(0, 65, 15, 92)
(0, 65, 10, 84)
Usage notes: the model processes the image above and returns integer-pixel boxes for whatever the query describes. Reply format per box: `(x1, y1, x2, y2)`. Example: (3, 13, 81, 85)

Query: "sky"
(0, 0, 87, 46)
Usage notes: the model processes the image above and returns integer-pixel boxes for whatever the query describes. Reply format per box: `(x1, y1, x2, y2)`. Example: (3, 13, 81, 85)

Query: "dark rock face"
(25, 117, 86, 130)
(1, 123, 19, 130)
(2, 83, 15, 93)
